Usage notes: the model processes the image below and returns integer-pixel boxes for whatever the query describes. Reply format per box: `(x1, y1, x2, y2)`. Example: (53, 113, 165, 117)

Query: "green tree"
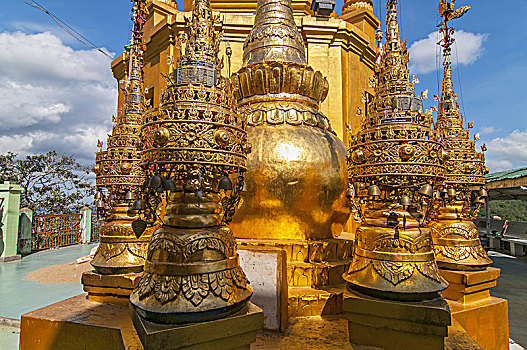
(0, 151, 95, 214)
(478, 200, 527, 222)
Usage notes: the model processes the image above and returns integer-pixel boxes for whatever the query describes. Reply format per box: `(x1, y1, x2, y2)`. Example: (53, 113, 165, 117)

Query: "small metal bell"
(218, 176, 233, 191)
(131, 199, 146, 211)
(400, 194, 412, 206)
(368, 184, 381, 197)
(439, 188, 448, 199)
(474, 196, 486, 204)
(418, 183, 433, 197)
(447, 187, 456, 197)
(148, 174, 162, 189)
(479, 188, 488, 197)
(240, 181, 247, 192)
(195, 190, 204, 199)
(95, 199, 104, 208)
(125, 191, 135, 201)
(94, 191, 103, 200)
(163, 177, 177, 191)
(346, 187, 355, 199)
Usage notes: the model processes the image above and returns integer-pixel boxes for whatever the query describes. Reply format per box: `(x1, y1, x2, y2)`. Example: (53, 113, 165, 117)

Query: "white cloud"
(0, 31, 116, 164)
(483, 130, 527, 172)
(409, 30, 488, 75)
(485, 159, 513, 172)
(479, 126, 498, 135)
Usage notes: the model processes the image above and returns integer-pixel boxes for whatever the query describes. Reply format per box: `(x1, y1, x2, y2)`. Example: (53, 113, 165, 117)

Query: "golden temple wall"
(111, 0, 379, 144)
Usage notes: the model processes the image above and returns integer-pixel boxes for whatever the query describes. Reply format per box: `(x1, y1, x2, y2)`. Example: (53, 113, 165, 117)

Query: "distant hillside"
(478, 200, 527, 222)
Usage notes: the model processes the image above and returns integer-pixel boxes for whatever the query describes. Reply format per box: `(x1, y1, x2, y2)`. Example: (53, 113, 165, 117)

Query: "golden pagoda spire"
(344, 0, 448, 299)
(437, 0, 470, 123)
(130, 0, 252, 324)
(429, 0, 492, 270)
(182, 0, 221, 64)
(90, 0, 148, 274)
(243, 0, 306, 66)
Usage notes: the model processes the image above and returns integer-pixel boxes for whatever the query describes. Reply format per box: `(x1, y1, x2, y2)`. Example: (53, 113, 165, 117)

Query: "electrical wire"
(436, 12, 441, 98)
(377, 0, 381, 23)
(453, 32, 468, 127)
(399, 0, 403, 41)
(19, 0, 113, 59)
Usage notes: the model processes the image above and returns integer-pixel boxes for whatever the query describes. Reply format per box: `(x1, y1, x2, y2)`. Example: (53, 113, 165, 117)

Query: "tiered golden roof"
(344, 0, 448, 299)
(130, 0, 252, 324)
(342, 0, 373, 15)
(429, 0, 492, 270)
(90, 0, 148, 274)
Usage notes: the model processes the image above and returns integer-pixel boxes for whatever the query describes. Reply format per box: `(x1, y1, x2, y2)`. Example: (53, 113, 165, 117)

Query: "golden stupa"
(344, 0, 448, 300)
(229, 0, 351, 241)
(429, 0, 492, 271)
(130, 0, 253, 324)
(228, 0, 353, 317)
(90, 0, 149, 275)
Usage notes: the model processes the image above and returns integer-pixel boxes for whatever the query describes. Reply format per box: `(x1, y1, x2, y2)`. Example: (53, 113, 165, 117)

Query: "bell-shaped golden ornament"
(130, 0, 252, 323)
(344, 0, 447, 300)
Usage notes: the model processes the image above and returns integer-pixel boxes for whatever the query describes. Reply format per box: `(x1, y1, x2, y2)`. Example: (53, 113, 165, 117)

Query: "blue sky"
(0, 0, 526, 171)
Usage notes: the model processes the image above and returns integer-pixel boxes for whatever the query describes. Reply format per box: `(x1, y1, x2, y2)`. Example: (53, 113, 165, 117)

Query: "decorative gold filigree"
(429, 1, 491, 270)
(130, 0, 252, 324)
(344, 0, 448, 299)
(89, 0, 149, 275)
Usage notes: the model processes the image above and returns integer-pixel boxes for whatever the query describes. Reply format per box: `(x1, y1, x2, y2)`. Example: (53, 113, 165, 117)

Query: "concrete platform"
(3, 247, 527, 349)
(489, 251, 527, 347)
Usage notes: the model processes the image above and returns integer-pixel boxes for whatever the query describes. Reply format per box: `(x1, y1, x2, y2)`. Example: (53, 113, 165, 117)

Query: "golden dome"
(230, 0, 350, 241)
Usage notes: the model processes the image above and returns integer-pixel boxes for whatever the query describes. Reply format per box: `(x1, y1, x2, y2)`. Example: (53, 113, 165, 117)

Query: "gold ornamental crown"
(348, 0, 446, 188)
(232, 0, 333, 133)
(93, 1, 147, 202)
(141, 0, 248, 184)
(242, 0, 306, 66)
(436, 0, 486, 187)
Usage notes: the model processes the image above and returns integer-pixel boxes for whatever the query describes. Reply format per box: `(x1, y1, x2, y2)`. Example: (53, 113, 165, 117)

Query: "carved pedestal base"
(237, 238, 352, 317)
(130, 303, 263, 350)
(288, 287, 343, 318)
(343, 289, 451, 350)
(19, 294, 142, 350)
(81, 271, 142, 306)
(440, 268, 509, 350)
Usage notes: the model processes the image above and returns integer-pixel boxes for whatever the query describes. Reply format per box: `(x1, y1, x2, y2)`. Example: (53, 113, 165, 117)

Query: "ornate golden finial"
(344, 0, 448, 299)
(180, 0, 222, 64)
(90, 0, 148, 274)
(242, 0, 306, 66)
(429, 0, 491, 270)
(130, 0, 252, 324)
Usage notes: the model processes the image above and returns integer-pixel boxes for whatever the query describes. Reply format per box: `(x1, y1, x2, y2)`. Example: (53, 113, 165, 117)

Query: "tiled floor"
(0, 246, 525, 350)
(0, 243, 97, 319)
(0, 326, 19, 350)
(488, 251, 527, 348)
